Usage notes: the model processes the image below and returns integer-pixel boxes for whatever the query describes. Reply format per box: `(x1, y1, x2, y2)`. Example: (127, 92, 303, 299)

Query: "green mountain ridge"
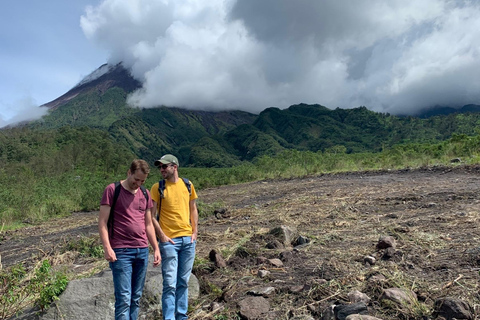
(27, 64, 480, 167)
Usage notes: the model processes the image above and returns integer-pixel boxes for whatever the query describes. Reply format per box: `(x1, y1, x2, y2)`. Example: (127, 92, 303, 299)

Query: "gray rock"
(268, 258, 284, 267)
(209, 249, 227, 268)
(292, 235, 310, 247)
(258, 270, 270, 278)
(266, 240, 284, 249)
(377, 236, 396, 249)
(363, 256, 376, 265)
(334, 302, 368, 320)
(380, 288, 417, 307)
(345, 315, 383, 320)
(348, 290, 371, 304)
(238, 296, 270, 320)
(41, 256, 199, 320)
(321, 304, 335, 320)
(269, 226, 298, 247)
(434, 297, 474, 320)
(291, 316, 315, 320)
(247, 286, 275, 297)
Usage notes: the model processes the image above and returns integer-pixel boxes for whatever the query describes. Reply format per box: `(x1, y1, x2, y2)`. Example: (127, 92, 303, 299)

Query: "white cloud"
(81, 0, 480, 114)
(0, 97, 49, 128)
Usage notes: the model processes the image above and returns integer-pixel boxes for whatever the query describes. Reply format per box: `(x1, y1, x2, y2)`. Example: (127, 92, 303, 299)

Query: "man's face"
(126, 169, 148, 190)
(159, 163, 175, 179)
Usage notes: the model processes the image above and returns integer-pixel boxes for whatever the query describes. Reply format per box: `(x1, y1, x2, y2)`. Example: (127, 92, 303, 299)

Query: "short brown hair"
(129, 159, 150, 175)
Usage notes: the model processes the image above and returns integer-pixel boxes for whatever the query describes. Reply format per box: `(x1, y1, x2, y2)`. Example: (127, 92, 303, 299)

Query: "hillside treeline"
(34, 96, 480, 167)
(1, 120, 480, 226)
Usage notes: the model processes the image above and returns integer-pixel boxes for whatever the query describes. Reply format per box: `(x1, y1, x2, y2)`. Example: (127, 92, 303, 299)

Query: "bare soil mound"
(2, 165, 480, 319)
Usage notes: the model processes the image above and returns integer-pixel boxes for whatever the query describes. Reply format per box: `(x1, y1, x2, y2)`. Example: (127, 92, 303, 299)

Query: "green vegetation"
(1, 123, 480, 228)
(0, 260, 68, 318)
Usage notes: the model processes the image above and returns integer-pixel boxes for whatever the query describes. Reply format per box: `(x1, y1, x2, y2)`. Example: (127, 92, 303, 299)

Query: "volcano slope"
(2, 165, 480, 319)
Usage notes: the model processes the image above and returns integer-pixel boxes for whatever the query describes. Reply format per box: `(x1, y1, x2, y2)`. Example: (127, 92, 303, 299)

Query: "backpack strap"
(139, 185, 149, 206)
(157, 179, 166, 221)
(181, 177, 192, 195)
(107, 181, 122, 239)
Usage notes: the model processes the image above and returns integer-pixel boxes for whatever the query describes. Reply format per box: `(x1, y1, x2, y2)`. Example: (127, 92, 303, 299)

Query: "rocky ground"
(2, 165, 480, 319)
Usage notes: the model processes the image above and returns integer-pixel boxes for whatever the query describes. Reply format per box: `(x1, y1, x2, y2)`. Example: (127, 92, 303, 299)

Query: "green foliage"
(0, 260, 68, 318)
(66, 236, 104, 259)
(34, 260, 68, 311)
(0, 126, 133, 226)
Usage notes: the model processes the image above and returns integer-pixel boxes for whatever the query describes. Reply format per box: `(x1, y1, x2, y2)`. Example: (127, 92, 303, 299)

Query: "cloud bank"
(0, 97, 49, 128)
(81, 0, 480, 115)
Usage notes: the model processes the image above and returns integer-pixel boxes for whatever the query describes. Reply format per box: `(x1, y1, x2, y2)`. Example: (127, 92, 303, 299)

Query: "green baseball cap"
(154, 154, 179, 167)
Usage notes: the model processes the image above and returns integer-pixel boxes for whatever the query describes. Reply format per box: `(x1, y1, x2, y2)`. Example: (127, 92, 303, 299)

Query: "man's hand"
(104, 247, 117, 262)
(153, 249, 161, 267)
(191, 230, 198, 243)
(160, 234, 175, 244)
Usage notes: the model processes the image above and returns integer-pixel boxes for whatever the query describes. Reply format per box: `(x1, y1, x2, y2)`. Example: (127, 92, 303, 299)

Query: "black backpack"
(156, 178, 191, 221)
(107, 181, 149, 238)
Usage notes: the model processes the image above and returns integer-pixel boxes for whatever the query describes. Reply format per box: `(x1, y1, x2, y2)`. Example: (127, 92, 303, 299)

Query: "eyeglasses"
(159, 164, 173, 169)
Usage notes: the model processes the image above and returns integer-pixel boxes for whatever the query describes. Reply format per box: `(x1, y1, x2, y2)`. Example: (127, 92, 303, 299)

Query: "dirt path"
(2, 165, 480, 319)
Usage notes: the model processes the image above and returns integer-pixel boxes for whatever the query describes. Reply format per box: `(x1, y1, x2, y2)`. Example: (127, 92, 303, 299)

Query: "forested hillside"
(23, 64, 480, 167)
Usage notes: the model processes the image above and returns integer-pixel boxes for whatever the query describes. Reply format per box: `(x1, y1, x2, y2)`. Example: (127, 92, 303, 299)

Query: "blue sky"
(0, 1, 106, 125)
(2, 0, 480, 127)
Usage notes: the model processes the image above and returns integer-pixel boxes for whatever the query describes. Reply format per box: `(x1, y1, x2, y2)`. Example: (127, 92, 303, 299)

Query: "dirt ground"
(3, 165, 480, 319)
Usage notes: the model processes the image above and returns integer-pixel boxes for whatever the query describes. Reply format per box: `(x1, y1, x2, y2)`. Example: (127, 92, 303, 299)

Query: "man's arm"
(151, 201, 175, 244)
(98, 205, 116, 262)
(190, 199, 198, 242)
(145, 208, 161, 267)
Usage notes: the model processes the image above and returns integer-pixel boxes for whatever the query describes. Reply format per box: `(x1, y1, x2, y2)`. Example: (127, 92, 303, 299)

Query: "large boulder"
(41, 256, 199, 320)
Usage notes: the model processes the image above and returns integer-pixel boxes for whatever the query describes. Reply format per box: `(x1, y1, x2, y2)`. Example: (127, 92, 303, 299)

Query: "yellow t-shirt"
(150, 178, 198, 239)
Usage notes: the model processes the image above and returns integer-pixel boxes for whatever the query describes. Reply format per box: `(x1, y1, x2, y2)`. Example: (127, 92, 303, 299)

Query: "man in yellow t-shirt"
(150, 154, 198, 320)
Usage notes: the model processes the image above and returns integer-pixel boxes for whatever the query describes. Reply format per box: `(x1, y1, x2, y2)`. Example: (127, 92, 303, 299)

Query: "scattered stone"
(210, 302, 224, 313)
(209, 249, 227, 268)
(423, 202, 437, 208)
(266, 240, 284, 249)
(381, 247, 396, 260)
(380, 288, 417, 307)
(434, 297, 474, 320)
(348, 290, 371, 304)
(291, 315, 315, 320)
(269, 225, 298, 247)
(279, 250, 294, 262)
(268, 258, 284, 267)
(367, 273, 386, 283)
(256, 256, 268, 264)
(247, 286, 275, 297)
(289, 285, 305, 293)
(345, 315, 383, 320)
(258, 270, 270, 278)
(238, 296, 270, 320)
(334, 302, 368, 320)
(292, 235, 310, 246)
(377, 236, 396, 249)
(214, 208, 229, 219)
(321, 305, 336, 320)
(364, 256, 376, 265)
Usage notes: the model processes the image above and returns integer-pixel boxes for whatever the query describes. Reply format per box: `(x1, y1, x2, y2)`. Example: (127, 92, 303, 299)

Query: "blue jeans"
(110, 247, 149, 320)
(160, 236, 196, 320)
